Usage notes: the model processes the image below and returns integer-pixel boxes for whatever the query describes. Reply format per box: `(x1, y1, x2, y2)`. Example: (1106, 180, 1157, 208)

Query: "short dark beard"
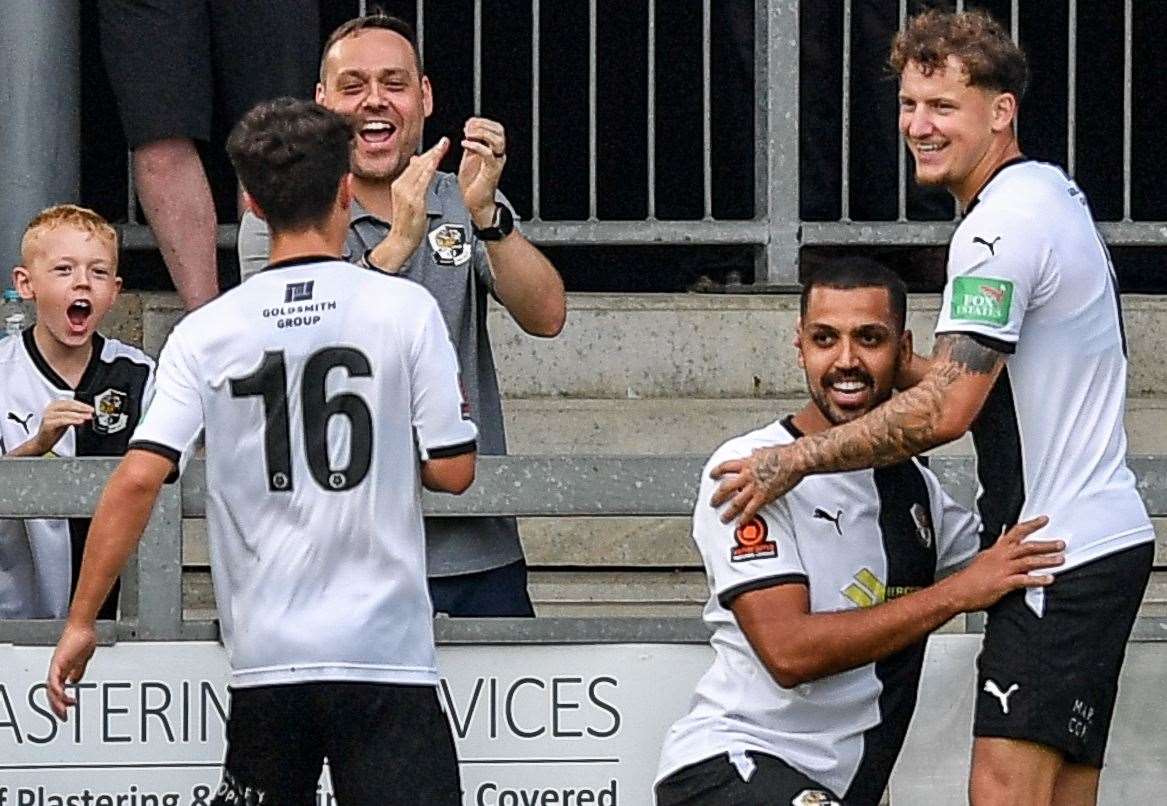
(807, 363, 897, 426)
(351, 155, 406, 183)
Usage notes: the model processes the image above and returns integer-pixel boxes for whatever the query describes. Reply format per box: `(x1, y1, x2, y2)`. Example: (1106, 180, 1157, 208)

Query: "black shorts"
(973, 541, 1153, 767)
(655, 752, 845, 806)
(429, 559, 535, 617)
(98, 0, 319, 147)
(213, 681, 461, 806)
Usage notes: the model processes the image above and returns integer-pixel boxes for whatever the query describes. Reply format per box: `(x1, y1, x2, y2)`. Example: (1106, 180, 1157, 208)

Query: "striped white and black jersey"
(130, 256, 476, 688)
(0, 329, 155, 618)
(656, 417, 980, 803)
(935, 159, 1153, 589)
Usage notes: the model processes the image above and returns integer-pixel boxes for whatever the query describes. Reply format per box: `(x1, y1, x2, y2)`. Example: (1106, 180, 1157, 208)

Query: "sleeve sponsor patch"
(949, 276, 1014, 326)
(730, 515, 778, 562)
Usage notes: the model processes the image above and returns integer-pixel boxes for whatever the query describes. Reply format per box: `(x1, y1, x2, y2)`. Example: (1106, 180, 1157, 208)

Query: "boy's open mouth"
(67, 299, 92, 331)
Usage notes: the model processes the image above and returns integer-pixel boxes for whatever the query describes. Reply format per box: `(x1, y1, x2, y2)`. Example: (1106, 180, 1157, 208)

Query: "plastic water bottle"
(2, 289, 26, 341)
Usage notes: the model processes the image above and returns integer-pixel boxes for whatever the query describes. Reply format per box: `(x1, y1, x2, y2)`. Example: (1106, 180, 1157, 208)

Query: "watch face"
(475, 204, 514, 241)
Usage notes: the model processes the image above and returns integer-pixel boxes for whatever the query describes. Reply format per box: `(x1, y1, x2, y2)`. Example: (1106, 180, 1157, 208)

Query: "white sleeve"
(140, 354, 157, 412)
(693, 456, 807, 609)
(409, 295, 478, 459)
(923, 469, 982, 577)
(127, 330, 204, 478)
(934, 213, 1054, 351)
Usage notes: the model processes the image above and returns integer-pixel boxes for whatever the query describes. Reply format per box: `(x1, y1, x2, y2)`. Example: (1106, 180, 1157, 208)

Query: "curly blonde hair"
(890, 9, 1028, 99)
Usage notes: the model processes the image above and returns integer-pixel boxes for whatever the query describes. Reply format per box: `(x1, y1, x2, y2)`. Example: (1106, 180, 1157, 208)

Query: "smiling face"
(316, 28, 432, 183)
(14, 225, 121, 350)
(798, 286, 910, 426)
(898, 56, 1015, 203)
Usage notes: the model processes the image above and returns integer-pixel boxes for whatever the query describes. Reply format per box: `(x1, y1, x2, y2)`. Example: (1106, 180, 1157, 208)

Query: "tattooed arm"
(711, 333, 1006, 523)
(894, 349, 934, 391)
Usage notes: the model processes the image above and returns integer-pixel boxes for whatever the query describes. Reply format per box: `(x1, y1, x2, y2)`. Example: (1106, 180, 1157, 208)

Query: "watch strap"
(472, 203, 515, 241)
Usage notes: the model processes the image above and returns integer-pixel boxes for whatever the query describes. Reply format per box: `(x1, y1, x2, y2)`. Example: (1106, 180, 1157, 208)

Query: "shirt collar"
(965, 156, 1031, 214)
(22, 327, 107, 392)
(348, 178, 445, 225)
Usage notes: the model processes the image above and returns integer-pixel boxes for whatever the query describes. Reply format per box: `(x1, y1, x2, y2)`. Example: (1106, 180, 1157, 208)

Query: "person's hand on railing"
(459, 117, 508, 230)
(46, 619, 97, 720)
(366, 137, 450, 272)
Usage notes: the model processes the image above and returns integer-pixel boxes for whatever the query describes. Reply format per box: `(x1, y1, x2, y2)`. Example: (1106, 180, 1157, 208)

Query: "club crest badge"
(792, 791, 841, 806)
(93, 388, 129, 435)
(428, 224, 471, 266)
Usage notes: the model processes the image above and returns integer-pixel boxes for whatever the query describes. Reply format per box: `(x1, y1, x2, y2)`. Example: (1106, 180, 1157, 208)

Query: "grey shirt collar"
(348, 181, 446, 226)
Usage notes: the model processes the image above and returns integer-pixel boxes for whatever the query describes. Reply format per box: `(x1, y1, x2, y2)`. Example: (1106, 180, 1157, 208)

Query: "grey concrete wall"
(489, 294, 1167, 398)
(121, 292, 1167, 398)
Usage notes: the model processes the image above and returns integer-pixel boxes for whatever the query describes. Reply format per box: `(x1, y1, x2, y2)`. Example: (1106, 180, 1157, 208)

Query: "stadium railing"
(108, 0, 1167, 284)
(1, 455, 1165, 646)
(7, 1, 1162, 290)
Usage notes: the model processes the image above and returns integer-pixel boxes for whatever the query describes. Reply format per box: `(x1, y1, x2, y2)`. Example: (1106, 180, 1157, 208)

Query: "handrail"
(2, 456, 1164, 645)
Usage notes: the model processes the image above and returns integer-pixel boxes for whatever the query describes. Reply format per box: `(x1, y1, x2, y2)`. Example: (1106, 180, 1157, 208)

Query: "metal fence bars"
(123, 1, 1166, 286)
(9, 3, 1157, 289)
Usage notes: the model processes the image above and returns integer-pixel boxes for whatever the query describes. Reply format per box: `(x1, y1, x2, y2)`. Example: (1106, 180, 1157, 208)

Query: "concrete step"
(112, 292, 1167, 397)
(500, 397, 1167, 456)
(490, 294, 1167, 398)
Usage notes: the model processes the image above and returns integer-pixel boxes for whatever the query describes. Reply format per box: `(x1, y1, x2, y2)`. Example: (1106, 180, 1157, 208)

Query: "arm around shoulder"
(917, 332, 1007, 444)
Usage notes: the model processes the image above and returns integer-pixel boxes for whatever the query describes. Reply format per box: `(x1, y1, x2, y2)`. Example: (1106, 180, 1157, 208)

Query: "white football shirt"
(657, 418, 980, 802)
(935, 159, 1153, 579)
(0, 330, 154, 618)
(130, 256, 476, 688)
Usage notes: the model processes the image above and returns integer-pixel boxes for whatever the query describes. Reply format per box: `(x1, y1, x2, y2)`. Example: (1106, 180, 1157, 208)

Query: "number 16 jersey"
(130, 256, 477, 688)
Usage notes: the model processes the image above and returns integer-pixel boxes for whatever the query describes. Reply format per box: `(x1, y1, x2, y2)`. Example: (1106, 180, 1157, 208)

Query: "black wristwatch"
(472, 204, 515, 241)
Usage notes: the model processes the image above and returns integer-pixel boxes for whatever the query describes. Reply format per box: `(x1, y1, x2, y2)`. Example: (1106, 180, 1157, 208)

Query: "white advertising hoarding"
(0, 642, 713, 805)
(1, 637, 1163, 804)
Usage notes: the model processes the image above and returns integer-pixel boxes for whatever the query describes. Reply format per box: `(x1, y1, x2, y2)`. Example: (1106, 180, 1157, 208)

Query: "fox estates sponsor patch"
(731, 515, 778, 562)
(950, 276, 1013, 326)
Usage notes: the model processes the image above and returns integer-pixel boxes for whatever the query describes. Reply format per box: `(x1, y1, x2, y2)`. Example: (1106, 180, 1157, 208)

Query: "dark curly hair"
(227, 98, 353, 233)
(890, 9, 1028, 100)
